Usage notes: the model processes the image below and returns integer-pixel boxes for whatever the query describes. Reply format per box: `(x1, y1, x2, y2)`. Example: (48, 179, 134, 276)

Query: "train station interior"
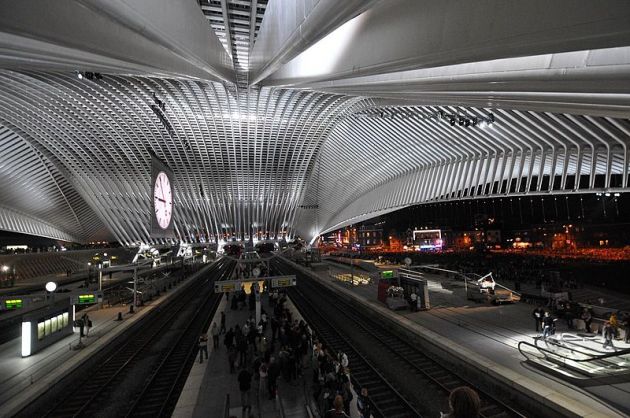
(1, 1, 630, 417)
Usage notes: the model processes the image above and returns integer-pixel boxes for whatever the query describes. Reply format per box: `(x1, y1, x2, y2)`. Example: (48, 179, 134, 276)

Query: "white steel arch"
(299, 105, 630, 240)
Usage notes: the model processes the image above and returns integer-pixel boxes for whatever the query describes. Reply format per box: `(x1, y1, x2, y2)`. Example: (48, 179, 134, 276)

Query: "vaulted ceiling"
(0, 0, 629, 245)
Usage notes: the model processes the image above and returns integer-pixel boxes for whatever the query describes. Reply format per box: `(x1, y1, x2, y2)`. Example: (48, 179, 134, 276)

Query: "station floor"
(173, 294, 362, 418)
(313, 260, 630, 417)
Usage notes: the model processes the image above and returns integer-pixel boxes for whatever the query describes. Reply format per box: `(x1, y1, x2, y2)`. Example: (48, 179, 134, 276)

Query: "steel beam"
(249, 0, 379, 85)
(0, 0, 235, 82)
(263, 0, 630, 87)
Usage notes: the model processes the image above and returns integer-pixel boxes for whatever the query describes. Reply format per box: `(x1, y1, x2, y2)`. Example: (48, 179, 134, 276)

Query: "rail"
(125, 288, 223, 417)
(29, 259, 229, 418)
(283, 275, 421, 417)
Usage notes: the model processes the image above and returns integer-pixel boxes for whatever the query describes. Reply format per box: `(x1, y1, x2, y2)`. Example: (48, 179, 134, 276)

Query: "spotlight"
(605, 192, 611, 197)
(76, 72, 83, 80)
(614, 192, 620, 197)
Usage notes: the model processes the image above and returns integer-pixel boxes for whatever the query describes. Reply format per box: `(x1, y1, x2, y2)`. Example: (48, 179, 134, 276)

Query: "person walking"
(268, 356, 280, 400)
(261, 311, 268, 332)
(198, 333, 209, 363)
(532, 306, 544, 332)
(228, 346, 237, 374)
(224, 327, 234, 350)
(356, 387, 372, 418)
(581, 308, 593, 333)
(211, 322, 220, 349)
(603, 321, 615, 349)
(258, 362, 268, 399)
(220, 311, 226, 334)
(84, 313, 92, 337)
(541, 312, 555, 340)
(238, 368, 252, 417)
(623, 314, 630, 344)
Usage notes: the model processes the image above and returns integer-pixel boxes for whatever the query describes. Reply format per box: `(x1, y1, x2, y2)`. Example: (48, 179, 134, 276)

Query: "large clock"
(154, 171, 173, 229)
(150, 156, 175, 237)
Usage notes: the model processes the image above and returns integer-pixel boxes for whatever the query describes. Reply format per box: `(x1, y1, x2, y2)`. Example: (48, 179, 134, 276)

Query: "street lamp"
(45, 281, 57, 304)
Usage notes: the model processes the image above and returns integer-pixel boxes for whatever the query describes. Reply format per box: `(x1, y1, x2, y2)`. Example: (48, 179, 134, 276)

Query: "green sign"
(381, 270, 394, 279)
(78, 294, 96, 304)
(5, 299, 23, 309)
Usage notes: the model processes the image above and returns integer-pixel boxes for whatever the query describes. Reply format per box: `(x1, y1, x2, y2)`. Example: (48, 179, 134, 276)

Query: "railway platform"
(176, 290, 360, 418)
(289, 257, 629, 418)
(0, 278, 189, 416)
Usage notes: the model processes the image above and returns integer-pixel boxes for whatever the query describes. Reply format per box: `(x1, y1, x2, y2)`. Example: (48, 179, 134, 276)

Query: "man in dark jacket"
(542, 312, 555, 339)
(268, 356, 281, 400)
(237, 368, 252, 415)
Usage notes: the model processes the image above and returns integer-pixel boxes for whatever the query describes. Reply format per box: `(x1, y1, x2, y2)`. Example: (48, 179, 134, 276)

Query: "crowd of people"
(211, 283, 488, 418)
(213, 286, 312, 416)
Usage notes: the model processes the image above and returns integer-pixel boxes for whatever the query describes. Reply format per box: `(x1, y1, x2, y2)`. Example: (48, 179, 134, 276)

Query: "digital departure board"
(5, 299, 23, 309)
(77, 294, 96, 304)
(381, 270, 394, 279)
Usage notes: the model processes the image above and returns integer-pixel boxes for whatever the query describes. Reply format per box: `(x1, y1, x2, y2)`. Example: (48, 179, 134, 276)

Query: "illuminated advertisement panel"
(37, 322, 45, 340)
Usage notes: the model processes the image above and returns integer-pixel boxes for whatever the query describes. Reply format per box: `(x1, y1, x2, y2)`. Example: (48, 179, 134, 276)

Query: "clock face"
(154, 171, 173, 229)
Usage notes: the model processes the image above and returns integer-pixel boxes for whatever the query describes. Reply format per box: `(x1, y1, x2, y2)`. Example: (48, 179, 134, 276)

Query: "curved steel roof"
(0, 0, 629, 245)
(0, 71, 366, 245)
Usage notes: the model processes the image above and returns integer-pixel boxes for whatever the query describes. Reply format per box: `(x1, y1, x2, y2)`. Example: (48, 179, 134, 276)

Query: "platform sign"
(215, 281, 238, 293)
(78, 294, 96, 304)
(381, 270, 394, 279)
(271, 275, 296, 288)
(73, 292, 102, 305)
(5, 299, 23, 310)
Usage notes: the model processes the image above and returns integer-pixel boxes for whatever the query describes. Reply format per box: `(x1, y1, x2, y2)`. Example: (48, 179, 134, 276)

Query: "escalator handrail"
(533, 336, 630, 362)
(518, 339, 630, 366)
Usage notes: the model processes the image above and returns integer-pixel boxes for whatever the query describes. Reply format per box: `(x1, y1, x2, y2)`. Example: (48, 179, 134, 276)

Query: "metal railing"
(518, 338, 630, 377)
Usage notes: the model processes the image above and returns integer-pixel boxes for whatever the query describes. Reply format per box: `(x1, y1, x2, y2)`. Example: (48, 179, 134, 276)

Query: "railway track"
(17, 258, 232, 418)
(274, 258, 525, 418)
